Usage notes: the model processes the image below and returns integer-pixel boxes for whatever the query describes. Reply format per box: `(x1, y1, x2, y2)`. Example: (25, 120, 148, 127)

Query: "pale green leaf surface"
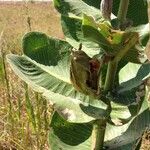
(7, 32, 109, 123)
(22, 32, 72, 66)
(82, 14, 146, 64)
(82, 14, 111, 47)
(119, 62, 150, 92)
(108, 62, 150, 107)
(109, 62, 150, 124)
(49, 107, 150, 150)
(62, 14, 146, 63)
(110, 91, 149, 125)
(61, 15, 101, 57)
(53, 0, 102, 20)
(7, 54, 108, 123)
(104, 109, 150, 150)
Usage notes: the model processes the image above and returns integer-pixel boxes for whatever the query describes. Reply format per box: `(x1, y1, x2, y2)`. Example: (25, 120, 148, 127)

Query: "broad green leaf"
(110, 90, 149, 125)
(49, 112, 92, 150)
(104, 108, 150, 150)
(61, 15, 146, 64)
(22, 32, 71, 66)
(82, 14, 112, 48)
(53, 0, 102, 20)
(82, 14, 138, 54)
(7, 32, 109, 123)
(61, 15, 101, 57)
(108, 62, 150, 124)
(7, 54, 108, 123)
(110, 62, 150, 106)
(82, 0, 148, 27)
(61, 13, 145, 63)
(119, 62, 150, 87)
(49, 107, 150, 150)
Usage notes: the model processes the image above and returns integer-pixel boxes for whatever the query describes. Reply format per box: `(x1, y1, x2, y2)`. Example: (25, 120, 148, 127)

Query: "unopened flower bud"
(100, 0, 113, 20)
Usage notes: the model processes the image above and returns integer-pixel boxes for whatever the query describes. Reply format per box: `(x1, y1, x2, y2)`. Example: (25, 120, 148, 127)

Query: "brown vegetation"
(0, 1, 63, 150)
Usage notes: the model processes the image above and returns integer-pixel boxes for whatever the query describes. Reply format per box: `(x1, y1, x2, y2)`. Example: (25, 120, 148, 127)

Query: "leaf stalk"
(104, 60, 118, 92)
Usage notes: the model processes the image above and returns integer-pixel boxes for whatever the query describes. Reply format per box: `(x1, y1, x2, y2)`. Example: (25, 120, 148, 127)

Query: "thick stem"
(117, 0, 129, 27)
(91, 119, 107, 150)
(104, 60, 118, 92)
(91, 60, 116, 150)
(91, 1, 131, 149)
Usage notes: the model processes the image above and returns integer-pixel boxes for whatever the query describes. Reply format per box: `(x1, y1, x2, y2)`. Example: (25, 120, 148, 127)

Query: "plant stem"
(91, 1, 132, 149)
(104, 32, 138, 92)
(91, 119, 107, 150)
(91, 60, 117, 150)
(104, 60, 118, 92)
(117, 0, 129, 27)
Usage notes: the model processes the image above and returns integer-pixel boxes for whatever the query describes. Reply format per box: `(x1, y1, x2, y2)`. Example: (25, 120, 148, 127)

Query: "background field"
(0, 1, 149, 150)
(0, 1, 63, 150)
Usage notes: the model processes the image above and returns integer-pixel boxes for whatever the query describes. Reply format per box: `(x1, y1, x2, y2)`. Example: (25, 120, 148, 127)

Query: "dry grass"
(0, 1, 63, 54)
(0, 1, 149, 150)
(0, 1, 63, 150)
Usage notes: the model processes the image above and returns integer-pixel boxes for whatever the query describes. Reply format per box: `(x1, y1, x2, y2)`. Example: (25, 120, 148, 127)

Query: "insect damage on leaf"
(70, 44, 102, 98)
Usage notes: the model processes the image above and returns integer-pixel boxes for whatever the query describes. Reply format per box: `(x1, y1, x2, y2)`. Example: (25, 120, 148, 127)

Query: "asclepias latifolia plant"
(7, 0, 150, 150)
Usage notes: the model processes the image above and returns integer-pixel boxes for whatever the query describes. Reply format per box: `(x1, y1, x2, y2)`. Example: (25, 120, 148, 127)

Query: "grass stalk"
(35, 92, 41, 132)
(0, 32, 12, 110)
(24, 83, 36, 131)
(17, 97, 22, 120)
(43, 97, 49, 131)
(25, 1, 32, 31)
(35, 92, 41, 149)
(1, 44, 14, 130)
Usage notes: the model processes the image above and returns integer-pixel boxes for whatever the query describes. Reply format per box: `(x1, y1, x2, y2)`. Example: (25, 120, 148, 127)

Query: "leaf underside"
(49, 108, 150, 150)
(7, 32, 110, 123)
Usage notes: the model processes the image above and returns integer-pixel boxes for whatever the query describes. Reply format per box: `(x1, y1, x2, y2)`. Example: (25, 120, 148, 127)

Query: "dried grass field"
(0, 1, 63, 150)
(0, 1, 149, 150)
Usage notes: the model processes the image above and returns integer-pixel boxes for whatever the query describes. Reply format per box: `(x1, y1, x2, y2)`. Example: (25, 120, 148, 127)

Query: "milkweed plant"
(7, 0, 150, 150)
